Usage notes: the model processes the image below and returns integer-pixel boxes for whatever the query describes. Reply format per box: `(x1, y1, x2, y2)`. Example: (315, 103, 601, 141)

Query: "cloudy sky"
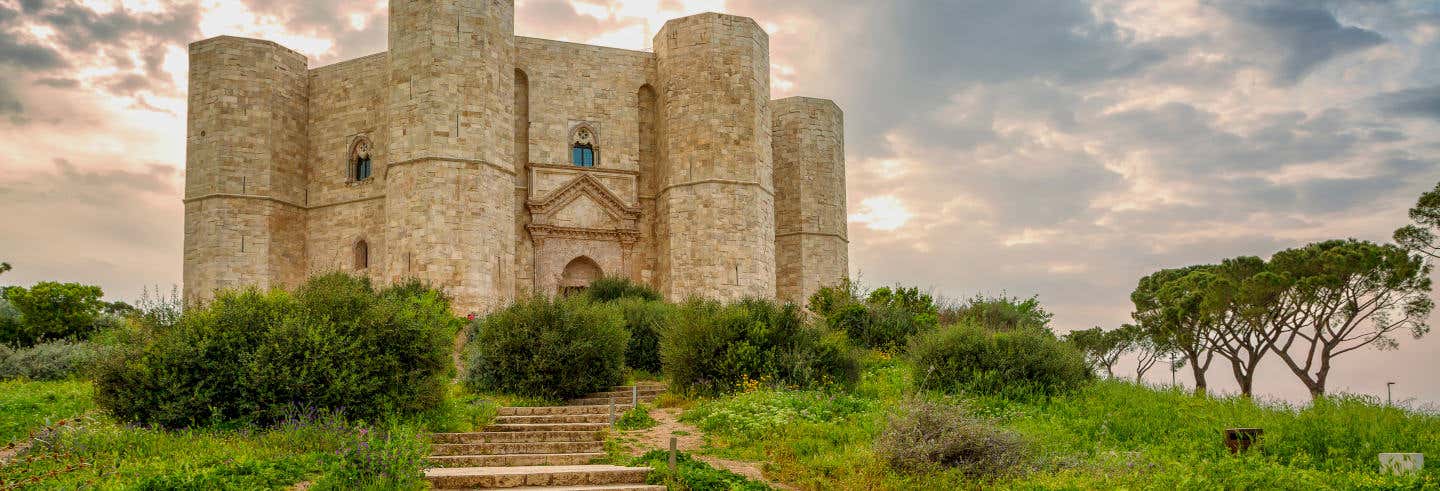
(1, 0, 1438, 404)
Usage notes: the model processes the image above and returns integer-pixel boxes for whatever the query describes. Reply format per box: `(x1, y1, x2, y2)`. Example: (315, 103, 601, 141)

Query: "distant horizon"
(2, 0, 1438, 405)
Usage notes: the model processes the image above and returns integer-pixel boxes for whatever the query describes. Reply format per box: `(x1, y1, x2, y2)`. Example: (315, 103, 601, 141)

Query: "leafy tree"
(1131, 266, 1216, 395)
(1064, 326, 1130, 378)
(1119, 322, 1171, 384)
(0, 262, 10, 276)
(1267, 239, 1432, 398)
(1197, 256, 1287, 397)
(1394, 181, 1440, 259)
(1, 282, 105, 346)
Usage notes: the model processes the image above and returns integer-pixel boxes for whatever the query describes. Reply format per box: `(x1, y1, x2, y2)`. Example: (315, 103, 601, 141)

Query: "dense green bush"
(910, 323, 1091, 399)
(94, 273, 457, 428)
(876, 397, 1027, 478)
(662, 298, 860, 395)
(1, 282, 106, 346)
(0, 299, 20, 344)
(585, 276, 662, 303)
(810, 282, 938, 351)
(939, 294, 1054, 332)
(616, 298, 675, 373)
(0, 340, 110, 380)
(465, 295, 628, 399)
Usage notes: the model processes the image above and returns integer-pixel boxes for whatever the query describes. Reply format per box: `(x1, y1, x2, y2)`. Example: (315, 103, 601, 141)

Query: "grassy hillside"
(681, 356, 1440, 490)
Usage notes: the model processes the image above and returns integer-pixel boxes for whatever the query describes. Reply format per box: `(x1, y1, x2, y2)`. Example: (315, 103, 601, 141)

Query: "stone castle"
(182, 0, 849, 313)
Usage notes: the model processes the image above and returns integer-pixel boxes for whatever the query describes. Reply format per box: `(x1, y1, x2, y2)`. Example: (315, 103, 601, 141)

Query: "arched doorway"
(559, 256, 602, 296)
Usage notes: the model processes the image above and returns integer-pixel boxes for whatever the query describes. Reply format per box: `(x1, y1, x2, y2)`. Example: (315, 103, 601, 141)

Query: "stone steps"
(424, 385, 670, 489)
(495, 414, 611, 425)
(484, 423, 610, 432)
(432, 441, 605, 456)
(425, 465, 653, 489)
(582, 388, 665, 399)
(472, 485, 664, 491)
(430, 452, 607, 467)
(433, 431, 603, 444)
(499, 405, 630, 416)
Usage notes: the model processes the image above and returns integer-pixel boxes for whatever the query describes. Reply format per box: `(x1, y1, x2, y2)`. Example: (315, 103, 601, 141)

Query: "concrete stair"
(425, 384, 668, 490)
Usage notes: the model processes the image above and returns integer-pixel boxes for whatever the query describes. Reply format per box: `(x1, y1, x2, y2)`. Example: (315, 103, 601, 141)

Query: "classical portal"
(181, 1, 850, 313)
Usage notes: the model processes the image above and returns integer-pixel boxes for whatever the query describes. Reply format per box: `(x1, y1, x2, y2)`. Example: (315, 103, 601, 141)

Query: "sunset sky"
(1, 0, 1438, 404)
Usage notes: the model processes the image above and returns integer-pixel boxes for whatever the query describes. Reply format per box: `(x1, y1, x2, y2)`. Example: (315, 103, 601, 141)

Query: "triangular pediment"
(528, 173, 640, 223)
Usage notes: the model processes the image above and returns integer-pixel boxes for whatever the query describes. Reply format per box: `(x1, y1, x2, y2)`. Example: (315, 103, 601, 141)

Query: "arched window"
(570, 126, 597, 167)
(354, 240, 369, 270)
(350, 137, 373, 181)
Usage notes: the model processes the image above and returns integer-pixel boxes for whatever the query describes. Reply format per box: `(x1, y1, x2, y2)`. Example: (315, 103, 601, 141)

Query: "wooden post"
(632, 385, 638, 407)
(609, 397, 615, 427)
(669, 436, 677, 472)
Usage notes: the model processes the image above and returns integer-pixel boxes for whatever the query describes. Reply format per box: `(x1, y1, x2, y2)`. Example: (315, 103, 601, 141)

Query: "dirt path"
(621, 407, 799, 491)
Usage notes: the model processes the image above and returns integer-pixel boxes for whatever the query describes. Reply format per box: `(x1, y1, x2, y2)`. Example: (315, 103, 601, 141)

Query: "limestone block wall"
(516, 37, 656, 293)
(773, 97, 849, 304)
(516, 37, 654, 171)
(384, 0, 516, 313)
(305, 52, 389, 281)
(654, 13, 776, 301)
(183, 36, 309, 302)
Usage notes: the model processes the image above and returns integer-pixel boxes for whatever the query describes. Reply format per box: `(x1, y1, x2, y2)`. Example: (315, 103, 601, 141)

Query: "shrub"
(465, 295, 628, 399)
(614, 403, 659, 431)
(1, 282, 106, 346)
(875, 397, 1027, 479)
(585, 276, 662, 303)
(314, 422, 428, 490)
(93, 273, 456, 428)
(939, 294, 1053, 332)
(0, 340, 110, 380)
(811, 282, 938, 351)
(616, 298, 675, 373)
(661, 298, 860, 395)
(910, 323, 1091, 399)
(0, 299, 20, 343)
(807, 279, 863, 317)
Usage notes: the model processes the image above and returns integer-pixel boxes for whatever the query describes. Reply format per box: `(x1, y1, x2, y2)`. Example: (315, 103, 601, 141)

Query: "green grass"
(680, 356, 1440, 490)
(0, 380, 435, 490)
(0, 379, 94, 445)
(627, 449, 772, 490)
(615, 403, 659, 431)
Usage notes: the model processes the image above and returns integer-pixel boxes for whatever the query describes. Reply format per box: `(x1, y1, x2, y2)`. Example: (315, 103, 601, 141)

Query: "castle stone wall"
(654, 13, 776, 301)
(183, 36, 309, 302)
(182, 5, 848, 311)
(385, 0, 516, 313)
(773, 96, 849, 304)
(304, 52, 389, 281)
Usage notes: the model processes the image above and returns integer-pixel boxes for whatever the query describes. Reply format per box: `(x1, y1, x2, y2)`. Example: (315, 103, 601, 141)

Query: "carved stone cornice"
(527, 224, 640, 245)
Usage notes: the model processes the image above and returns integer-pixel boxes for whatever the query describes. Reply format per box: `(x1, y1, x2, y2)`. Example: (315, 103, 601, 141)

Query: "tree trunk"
(1230, 359, 1252, 398)
(1189, 359, 1207, 396)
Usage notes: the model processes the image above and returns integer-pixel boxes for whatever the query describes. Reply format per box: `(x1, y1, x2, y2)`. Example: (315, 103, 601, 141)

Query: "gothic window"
(571, 144, 595, 167)
(570, 125, 597, 167)
(354, 240, 369, 270)
(350, 137, 374, 181)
